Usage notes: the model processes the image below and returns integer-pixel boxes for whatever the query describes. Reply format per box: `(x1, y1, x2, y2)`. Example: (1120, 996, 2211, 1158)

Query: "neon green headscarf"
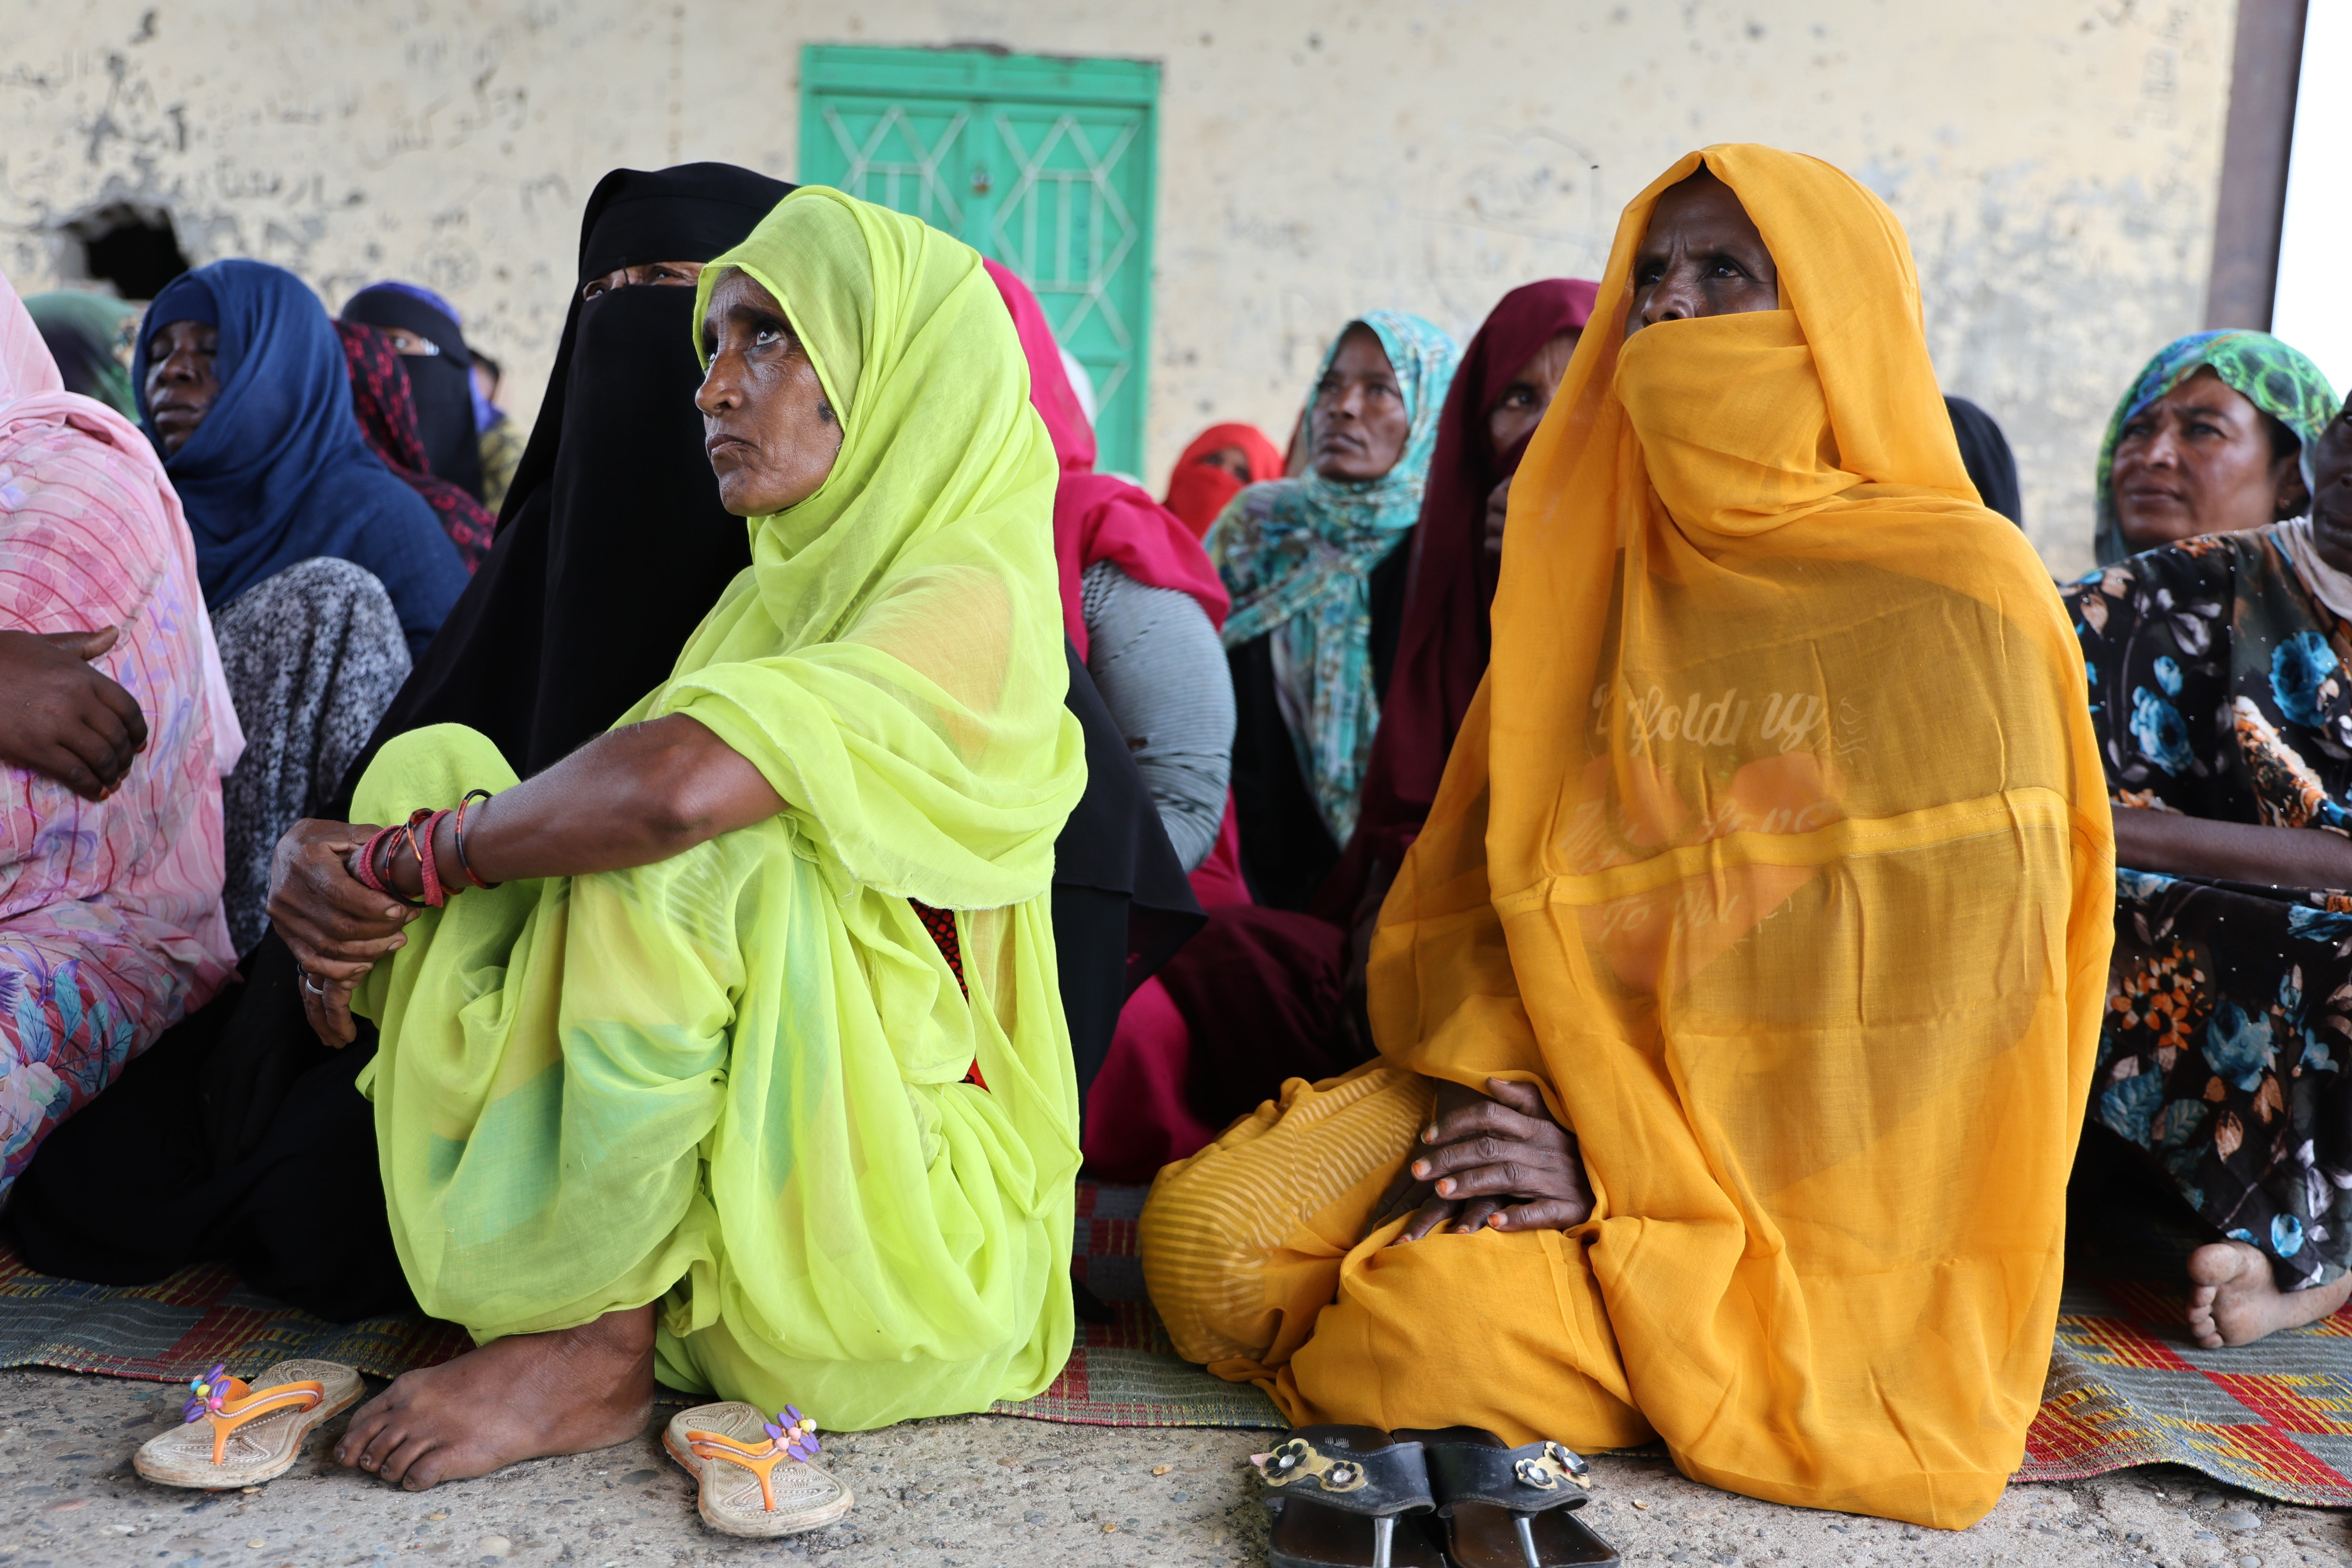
(650, 185, 1084, 903)
(352, 187, 1088, 1428)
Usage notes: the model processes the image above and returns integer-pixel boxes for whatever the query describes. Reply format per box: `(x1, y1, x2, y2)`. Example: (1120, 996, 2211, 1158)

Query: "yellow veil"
(1370, 146, 2113, 1525)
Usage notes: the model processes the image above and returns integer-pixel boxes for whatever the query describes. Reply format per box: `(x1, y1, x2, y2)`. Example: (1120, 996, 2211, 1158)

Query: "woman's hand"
(267, 818, 415, 1047)
(0, 627, 148, 800)
(1365, 1076, 1593, 1244)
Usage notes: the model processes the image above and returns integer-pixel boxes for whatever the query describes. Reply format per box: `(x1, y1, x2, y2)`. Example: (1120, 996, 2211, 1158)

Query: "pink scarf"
(0, 273, 241, 1189)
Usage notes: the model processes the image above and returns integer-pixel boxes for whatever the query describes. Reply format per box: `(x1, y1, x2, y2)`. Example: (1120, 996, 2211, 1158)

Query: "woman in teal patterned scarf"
(2093, 329, 2339, 564)
(1210, 310, 1457, 911)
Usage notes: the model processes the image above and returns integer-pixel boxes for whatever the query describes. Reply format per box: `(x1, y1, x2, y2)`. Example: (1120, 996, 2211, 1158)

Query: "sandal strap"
(198, 1381, 327, 1465)
(685, 1430, 792, 1513)
(1424, 1437, 1592, 1514)
(1253, 1426, 1433, 1517)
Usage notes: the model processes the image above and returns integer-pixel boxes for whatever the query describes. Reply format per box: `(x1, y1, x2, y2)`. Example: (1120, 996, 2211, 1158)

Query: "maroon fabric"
(1156, 905, 1358, 1131)
(1314, 279, 1599, 924)
(334, 321, 496, 572)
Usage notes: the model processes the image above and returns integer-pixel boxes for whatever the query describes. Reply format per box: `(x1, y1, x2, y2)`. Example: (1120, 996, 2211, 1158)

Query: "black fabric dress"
(1225, 537, 1414, 912)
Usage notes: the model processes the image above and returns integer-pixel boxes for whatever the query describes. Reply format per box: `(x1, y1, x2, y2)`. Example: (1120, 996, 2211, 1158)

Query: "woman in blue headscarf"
(135, 259, 466, 949)
(1210, 311, 1458, 912)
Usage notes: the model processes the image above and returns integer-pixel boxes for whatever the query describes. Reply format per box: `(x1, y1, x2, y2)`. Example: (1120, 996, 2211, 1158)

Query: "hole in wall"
(56, 204, 190, 301)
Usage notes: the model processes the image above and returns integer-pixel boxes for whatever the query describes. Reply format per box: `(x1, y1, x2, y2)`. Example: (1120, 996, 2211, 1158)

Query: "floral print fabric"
(2065, 528, 2352, 1288)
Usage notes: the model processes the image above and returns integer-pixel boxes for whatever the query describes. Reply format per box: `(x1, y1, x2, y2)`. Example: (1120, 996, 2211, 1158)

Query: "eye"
(582, 279, 609, 299)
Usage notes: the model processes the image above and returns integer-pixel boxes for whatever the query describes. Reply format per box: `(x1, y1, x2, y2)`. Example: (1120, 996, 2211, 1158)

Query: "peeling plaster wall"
(0, 0, 2234, 575)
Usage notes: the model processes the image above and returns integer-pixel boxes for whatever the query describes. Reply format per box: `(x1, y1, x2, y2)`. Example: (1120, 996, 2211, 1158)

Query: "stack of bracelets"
(351, 788, 502, 908)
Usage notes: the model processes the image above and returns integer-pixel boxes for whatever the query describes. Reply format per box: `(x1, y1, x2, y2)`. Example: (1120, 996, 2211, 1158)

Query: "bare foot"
(2185, 1242, 2352, 1348)
(333, 1304, 656, 1489)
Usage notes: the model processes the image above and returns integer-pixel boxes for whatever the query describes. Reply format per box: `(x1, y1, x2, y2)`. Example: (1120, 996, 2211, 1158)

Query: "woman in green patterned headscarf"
(1209, 310, 1458, 910)
(265, 185, 1088, 1499)
(25, 291, 141, 418)
(2093, 329, 2338, 564)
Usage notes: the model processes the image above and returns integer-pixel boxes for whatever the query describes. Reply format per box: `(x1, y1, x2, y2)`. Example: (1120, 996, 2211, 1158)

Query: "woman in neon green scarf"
(265, 186, 1086, 1492)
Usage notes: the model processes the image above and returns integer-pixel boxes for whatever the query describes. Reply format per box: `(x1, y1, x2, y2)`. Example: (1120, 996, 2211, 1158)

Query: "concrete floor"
(2, 1366, 2347, 1567)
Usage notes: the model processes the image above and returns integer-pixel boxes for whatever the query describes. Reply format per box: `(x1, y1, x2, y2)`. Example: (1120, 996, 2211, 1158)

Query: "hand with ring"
(269, 818, 412, 1047)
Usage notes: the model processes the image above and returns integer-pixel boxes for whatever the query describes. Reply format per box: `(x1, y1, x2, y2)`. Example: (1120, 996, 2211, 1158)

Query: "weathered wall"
(0, 0, 2236, 575)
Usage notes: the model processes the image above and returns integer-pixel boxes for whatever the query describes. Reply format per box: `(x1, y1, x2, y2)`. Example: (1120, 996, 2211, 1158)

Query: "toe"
(376, 1432, 436, 1487)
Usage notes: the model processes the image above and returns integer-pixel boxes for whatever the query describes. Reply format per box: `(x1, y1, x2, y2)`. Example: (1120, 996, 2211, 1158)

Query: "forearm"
(377, 715, 785, 893)
(2113, 804, 2352, 889)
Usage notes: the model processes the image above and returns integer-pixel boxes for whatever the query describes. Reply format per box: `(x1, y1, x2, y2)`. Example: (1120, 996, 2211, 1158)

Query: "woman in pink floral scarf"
(0, 272, 241, 1196)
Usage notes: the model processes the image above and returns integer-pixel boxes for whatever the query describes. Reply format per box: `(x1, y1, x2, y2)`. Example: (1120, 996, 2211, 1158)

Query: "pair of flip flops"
(131, 1361, 853, 1542)
(1254, 1425, 1619, 1568)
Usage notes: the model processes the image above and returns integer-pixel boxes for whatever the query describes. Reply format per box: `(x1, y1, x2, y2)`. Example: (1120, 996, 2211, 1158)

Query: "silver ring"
(300, 970, 327, 996)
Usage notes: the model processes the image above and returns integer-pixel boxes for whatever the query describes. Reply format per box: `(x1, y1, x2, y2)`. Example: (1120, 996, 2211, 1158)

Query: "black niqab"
(332, 163, 793, 797)
(1945, 395, 2024, 529)
(341, 286, 488, 501)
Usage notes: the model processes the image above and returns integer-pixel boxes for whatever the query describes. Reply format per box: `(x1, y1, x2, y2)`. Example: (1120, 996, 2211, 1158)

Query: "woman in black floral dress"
(2068, 339, 2352, 1346)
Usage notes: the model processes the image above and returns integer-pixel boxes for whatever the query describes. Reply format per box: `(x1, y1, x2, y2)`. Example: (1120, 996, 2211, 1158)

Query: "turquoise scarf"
(1211, 310, 1458, 844)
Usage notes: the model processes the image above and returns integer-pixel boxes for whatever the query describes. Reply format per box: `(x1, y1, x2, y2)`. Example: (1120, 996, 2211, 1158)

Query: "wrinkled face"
(695, 269, 843, 517)
(1196, 444, 1253, 483)
(2110, 367, 2307, 550)
(143, 318, 221, 456)
(582, 260, 706, 301)
(1485, 330, 1581, 459)
(1311, 323, 1410, 483)
(2309, 401, 2352, 574)
(1626, 171, 1779, 336)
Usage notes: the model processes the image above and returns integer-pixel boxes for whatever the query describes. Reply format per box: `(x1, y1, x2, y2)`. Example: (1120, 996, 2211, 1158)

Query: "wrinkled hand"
(267, 818, 412, 1047)
(1365, 1077, 1593, 1245)
(0, 627, 149, 800)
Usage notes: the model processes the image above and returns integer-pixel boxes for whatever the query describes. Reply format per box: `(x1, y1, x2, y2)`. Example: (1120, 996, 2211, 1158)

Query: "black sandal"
(1252, 1425, 1443, 1568)
(1391, 1428, 1620, 1568)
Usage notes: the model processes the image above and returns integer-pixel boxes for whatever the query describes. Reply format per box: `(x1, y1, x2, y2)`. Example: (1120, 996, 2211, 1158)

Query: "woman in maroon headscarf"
(984, 261, 1240, 1181)
(1156, 278, 1601, 1137)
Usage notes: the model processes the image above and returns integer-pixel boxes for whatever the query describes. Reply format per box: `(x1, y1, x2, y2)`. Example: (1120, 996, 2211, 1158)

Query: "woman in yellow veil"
(263, 186, 1087, 1496)
(1140, 145, 2112, 1529)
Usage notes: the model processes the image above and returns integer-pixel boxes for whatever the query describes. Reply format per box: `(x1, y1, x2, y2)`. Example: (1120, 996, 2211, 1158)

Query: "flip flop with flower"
(662, 1400, 854, 1538)
(134, 1359, 364, 1490)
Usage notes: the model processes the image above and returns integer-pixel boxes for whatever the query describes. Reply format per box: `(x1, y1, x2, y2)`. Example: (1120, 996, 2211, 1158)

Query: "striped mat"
(10, 1181, 2352, 1502)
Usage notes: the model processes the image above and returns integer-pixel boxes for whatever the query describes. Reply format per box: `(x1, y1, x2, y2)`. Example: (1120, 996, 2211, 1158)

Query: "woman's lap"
(353, 724, 1072, 1429)
(2096, 868, 2352, 1289)
(1139, 1061, 1651, 1449)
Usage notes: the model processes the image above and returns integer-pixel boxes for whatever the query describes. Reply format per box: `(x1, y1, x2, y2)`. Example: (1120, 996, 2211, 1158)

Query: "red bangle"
(406, 808, 453, 909)
(356, 822, 426, 908)
(453, 789, 500, 889)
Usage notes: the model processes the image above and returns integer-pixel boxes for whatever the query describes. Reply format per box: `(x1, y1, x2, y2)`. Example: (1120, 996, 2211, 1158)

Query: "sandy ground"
(2, 1366, 2347, 1567)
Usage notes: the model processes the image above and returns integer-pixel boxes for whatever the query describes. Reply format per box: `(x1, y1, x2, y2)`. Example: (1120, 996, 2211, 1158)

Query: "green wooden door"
(799, 45, 1160, 478)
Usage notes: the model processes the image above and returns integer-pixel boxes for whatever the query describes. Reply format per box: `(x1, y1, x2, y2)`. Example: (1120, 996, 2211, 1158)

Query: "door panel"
(801, 46, 1158, 477)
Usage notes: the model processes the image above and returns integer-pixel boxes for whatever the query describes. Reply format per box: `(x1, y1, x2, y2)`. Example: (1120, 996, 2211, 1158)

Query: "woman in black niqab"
(341, 285, 489, 502)
(345, 163, 797, 783)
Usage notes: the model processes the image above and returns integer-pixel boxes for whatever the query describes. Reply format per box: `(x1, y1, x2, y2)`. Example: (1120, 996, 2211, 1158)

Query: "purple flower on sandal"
(764, 1406, 821, 1463)
(182, 1363, 230, 1423)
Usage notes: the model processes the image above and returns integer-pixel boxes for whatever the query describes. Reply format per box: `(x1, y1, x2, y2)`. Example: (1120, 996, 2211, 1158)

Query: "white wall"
(0, 0, 2239, 575)
(2274, 1, 2352, 405)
